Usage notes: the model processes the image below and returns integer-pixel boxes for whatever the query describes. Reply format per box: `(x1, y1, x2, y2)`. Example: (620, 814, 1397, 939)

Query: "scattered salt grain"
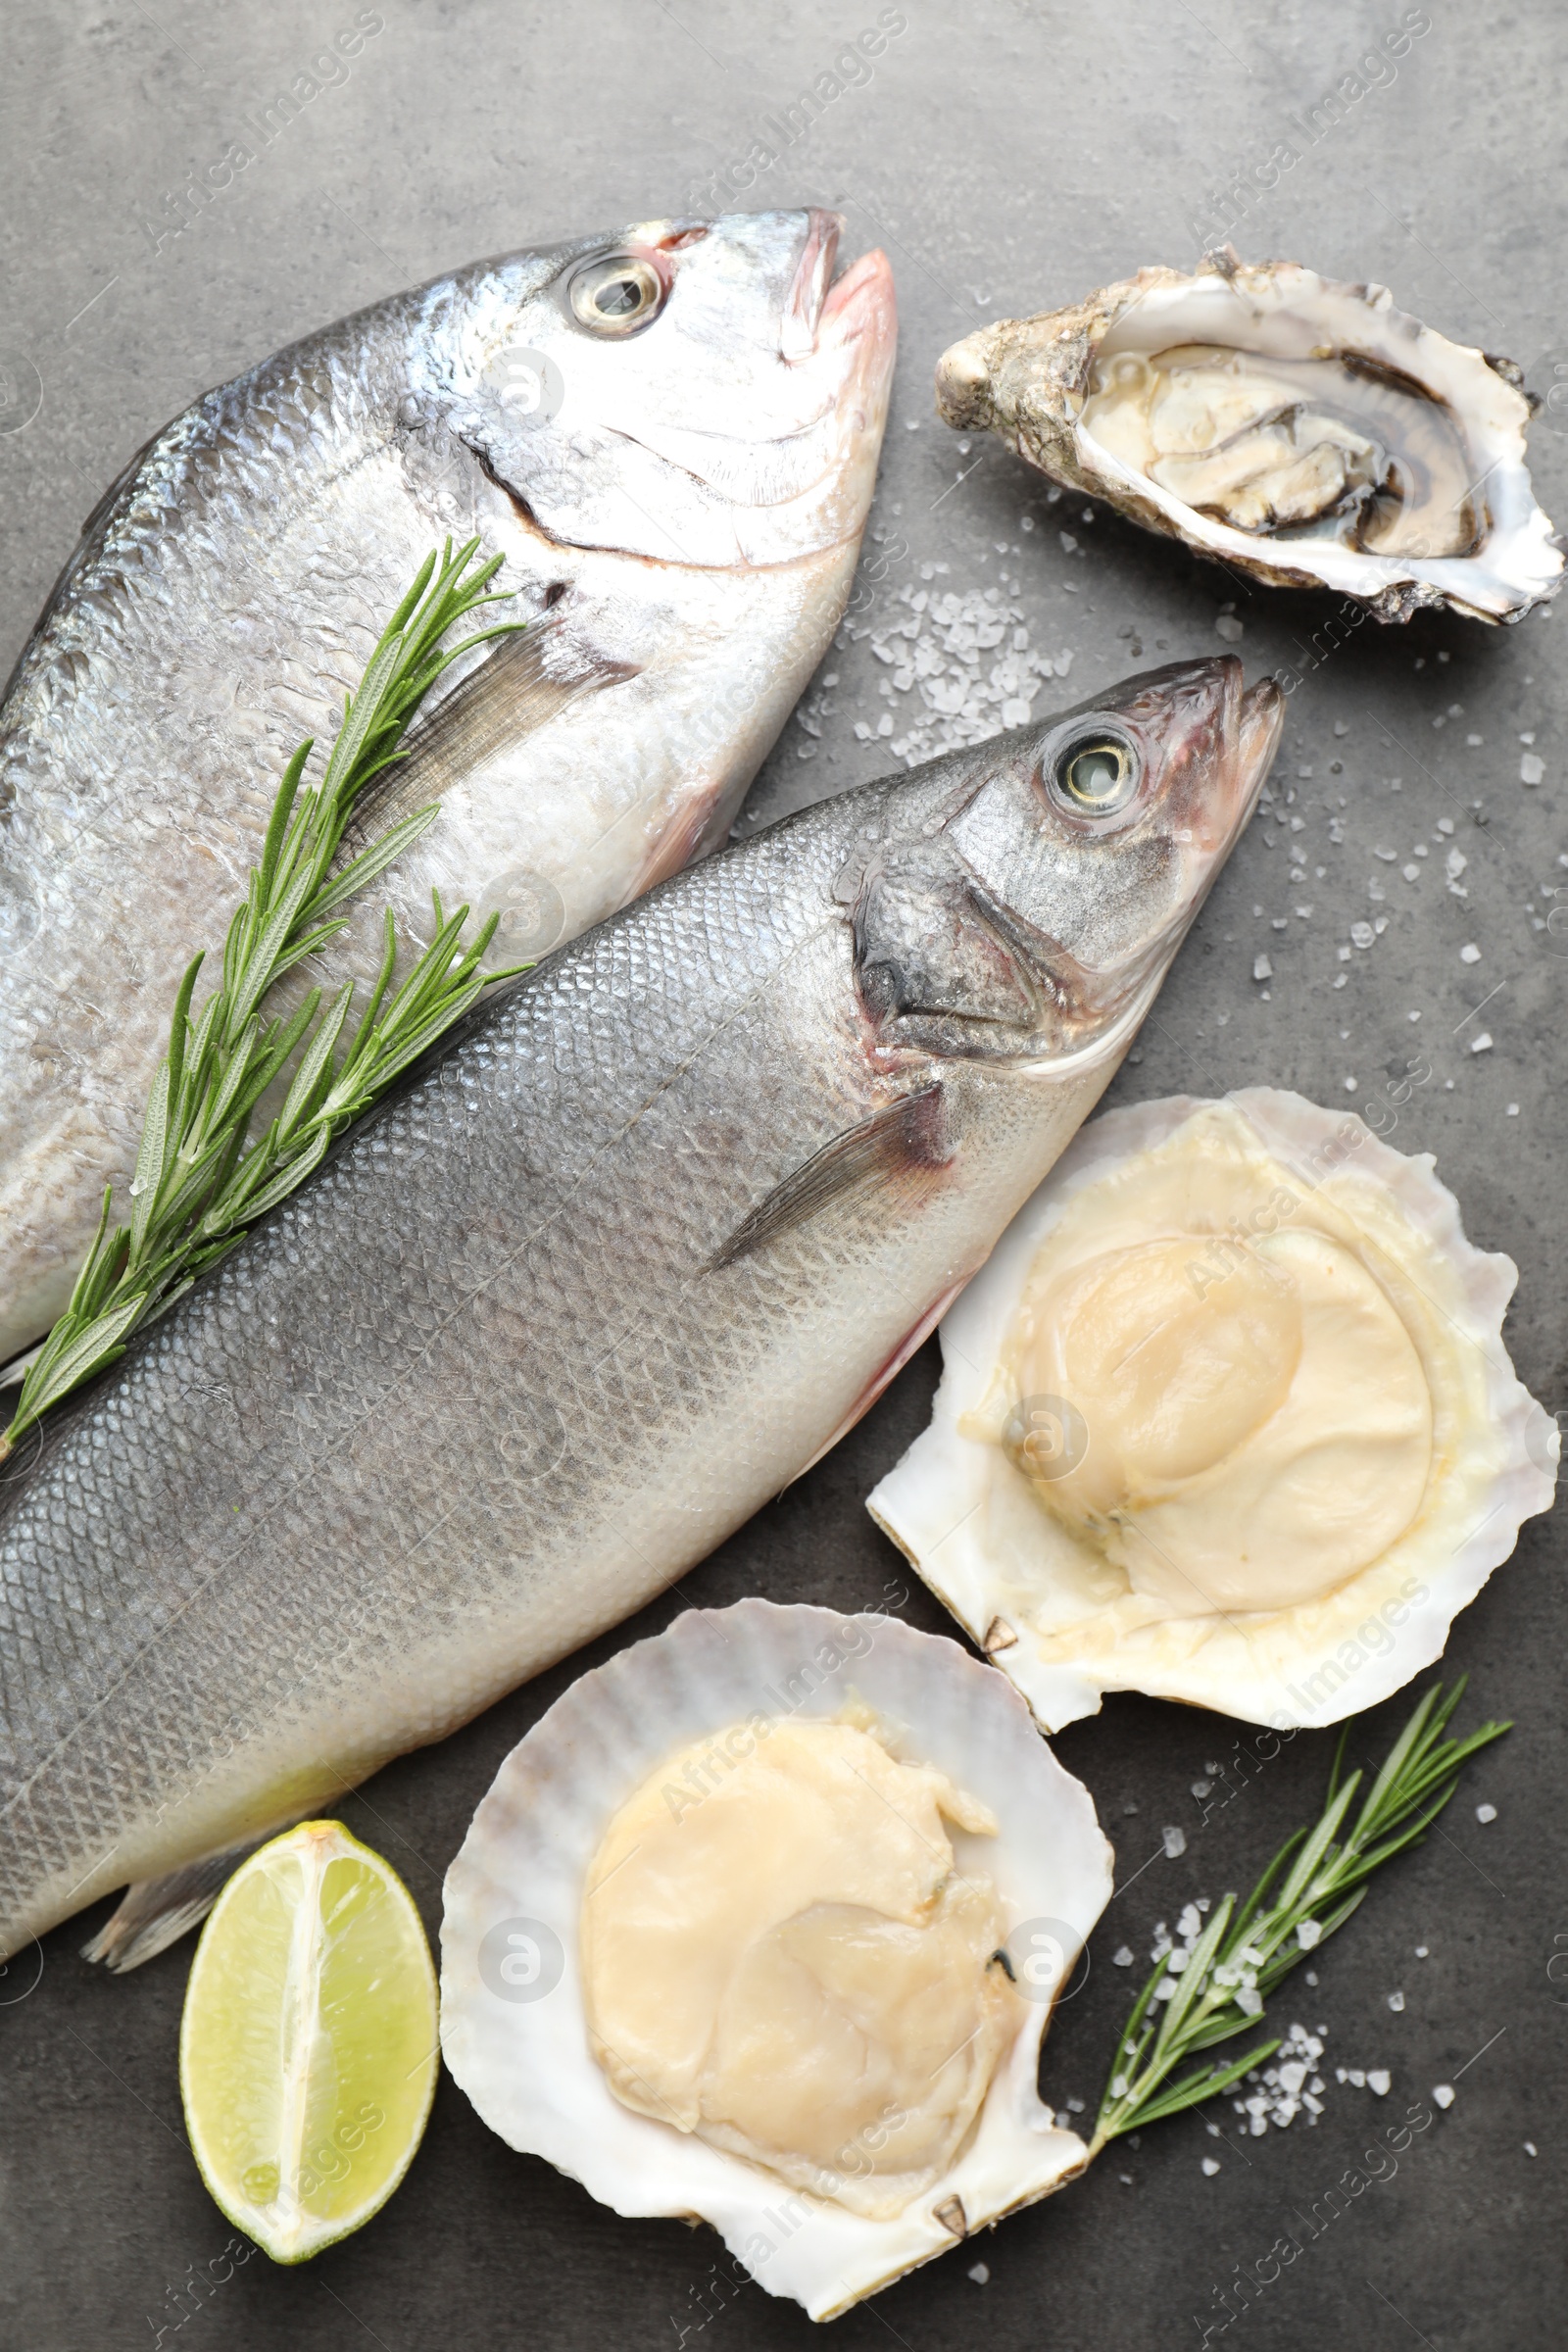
(1215, 613, 1244, 642)
(1525, 2141, 1538, 2157)
(1388, 1990, 1405, 2012)
(1476, 1801, 1497, 1823)
(1460, 943, 1481, 962)
(1367, 2070, 1392, 2096)
(1201, 2157, 1222, 2177)
(1470, 1032, 1493, 1054)
(1252, 955, 1273, 981)
(1162, 1825, 1187, 1858)
(1112, 1945, 1135, 1968)
(1349, 920, 1375, 950)
(1521, 752, 1545, 785)
(1433, 2083, 1455, 2109)
(967, 2262, 991, 2284)
(1415, 1945, 1429, 1959)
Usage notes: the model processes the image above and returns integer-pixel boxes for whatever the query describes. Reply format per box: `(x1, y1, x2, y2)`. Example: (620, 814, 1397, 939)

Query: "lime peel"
(179, 1819, 438, 2263)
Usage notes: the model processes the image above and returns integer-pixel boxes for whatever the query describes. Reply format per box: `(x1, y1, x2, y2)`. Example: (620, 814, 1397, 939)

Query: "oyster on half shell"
(936, 253, 1563, 624)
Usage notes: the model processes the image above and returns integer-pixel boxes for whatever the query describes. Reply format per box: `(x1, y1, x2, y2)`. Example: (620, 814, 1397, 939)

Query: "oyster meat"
(936, 253, 1562, 623)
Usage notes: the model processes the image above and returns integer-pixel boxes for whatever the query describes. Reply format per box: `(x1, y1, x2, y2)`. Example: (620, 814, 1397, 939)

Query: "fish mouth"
(1190, 663, 1284, 858)
(781, 209, 843, 361)
(783, 208, 896, 397)
(1237, 673, 1286, 816)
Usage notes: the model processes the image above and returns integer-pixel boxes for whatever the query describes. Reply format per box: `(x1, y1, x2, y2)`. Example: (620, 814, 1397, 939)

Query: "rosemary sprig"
(1090, 1679, 1509, 2150)
(2, 538, 526, 1460)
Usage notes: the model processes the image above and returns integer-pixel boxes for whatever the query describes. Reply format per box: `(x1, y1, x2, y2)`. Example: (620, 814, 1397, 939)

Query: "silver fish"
(0, 207, 895, 1363)
(0, 658, 1282, 1969)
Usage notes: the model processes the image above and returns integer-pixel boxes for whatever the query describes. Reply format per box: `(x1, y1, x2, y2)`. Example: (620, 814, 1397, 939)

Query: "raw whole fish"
(0, 207, 894, 1361)
(0, 658, 1281, 1969)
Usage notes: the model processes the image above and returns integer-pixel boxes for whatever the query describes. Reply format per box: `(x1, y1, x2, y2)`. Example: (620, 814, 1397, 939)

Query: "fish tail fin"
(79, 1838, 275, 1973)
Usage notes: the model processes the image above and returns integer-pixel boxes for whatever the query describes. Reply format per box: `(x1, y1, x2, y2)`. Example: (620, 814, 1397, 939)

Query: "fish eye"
(1046, 727, 1141, 817)
(567, 253, 666, 336)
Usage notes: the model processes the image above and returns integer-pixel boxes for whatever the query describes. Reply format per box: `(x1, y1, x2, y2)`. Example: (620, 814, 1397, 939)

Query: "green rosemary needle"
(1089, 1679, 1510, 2151)
(2, 537, 526, 1460)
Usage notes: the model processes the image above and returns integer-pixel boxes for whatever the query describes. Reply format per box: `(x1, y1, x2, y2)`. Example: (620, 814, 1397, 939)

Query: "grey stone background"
(1, 2, 1563, 2346)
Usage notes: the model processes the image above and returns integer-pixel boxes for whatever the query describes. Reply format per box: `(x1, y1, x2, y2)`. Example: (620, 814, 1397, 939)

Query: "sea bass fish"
(0, 207, 894, 1362)
(0, 658, 1282, 1970)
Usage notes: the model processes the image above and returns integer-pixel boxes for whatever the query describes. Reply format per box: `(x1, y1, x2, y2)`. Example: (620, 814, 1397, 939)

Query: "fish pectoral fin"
(79, 1836, 282, 1974)
(346, 618, 640, 835)
(706, 1085, 950, 1271)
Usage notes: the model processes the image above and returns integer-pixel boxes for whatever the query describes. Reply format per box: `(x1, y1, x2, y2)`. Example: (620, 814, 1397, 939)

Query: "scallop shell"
(868, 1090, 1559, 1732)
(440, 1597, 1112, 2321)
(935, 253, 1563, 624)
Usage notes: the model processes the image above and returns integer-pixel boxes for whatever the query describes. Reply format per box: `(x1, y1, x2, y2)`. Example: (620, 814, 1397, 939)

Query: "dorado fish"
(0, 658, 1282, 1970)
(0, 207, 894, 1363)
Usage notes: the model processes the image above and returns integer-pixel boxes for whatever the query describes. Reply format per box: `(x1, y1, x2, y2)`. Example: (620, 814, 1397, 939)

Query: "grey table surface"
(2, 3, 1565, 2347)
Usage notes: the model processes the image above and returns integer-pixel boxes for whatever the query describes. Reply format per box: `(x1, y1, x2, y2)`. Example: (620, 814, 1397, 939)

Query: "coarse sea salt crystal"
(1201, 2156, 1221, 2176)
(1433, 2083, 1455, 2109)
(1476, 1801, 1497, 1822)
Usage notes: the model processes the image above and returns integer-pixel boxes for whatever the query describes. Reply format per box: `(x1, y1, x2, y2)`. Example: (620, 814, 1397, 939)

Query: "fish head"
(431, 209, 895, 568)
(857, 658, 1284, 1069)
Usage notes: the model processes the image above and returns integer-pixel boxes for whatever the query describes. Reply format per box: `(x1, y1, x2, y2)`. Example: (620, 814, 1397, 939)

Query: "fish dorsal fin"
(346, 616, 639, 838)
(707, 1086, 950, 1271)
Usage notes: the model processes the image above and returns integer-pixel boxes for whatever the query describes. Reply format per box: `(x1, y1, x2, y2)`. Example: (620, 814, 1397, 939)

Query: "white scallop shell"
(440, 1597, 1112, 2321)
(868, 1090, 1559, 1732)
(936, 256, 1563, 625)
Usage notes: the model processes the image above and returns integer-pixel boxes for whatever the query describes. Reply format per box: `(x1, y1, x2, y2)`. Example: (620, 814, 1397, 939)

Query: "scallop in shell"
(935, 253, 1563, 624)
(440, 1598, 1112, 2320)
(868, 1091, 1557, 1732)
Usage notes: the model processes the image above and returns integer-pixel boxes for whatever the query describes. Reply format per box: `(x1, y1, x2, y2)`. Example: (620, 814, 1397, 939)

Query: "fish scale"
(0, 657, 1281, 1966)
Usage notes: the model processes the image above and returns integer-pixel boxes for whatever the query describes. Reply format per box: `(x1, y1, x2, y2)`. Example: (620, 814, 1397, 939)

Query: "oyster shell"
(936, 253, 1563, 624)
(440, 1598, 1112, 2320)
(868, 1091, 1559, 1733)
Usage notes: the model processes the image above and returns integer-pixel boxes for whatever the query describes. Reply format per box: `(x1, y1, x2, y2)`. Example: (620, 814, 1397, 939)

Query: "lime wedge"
(179, 1820, 438, 2262)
